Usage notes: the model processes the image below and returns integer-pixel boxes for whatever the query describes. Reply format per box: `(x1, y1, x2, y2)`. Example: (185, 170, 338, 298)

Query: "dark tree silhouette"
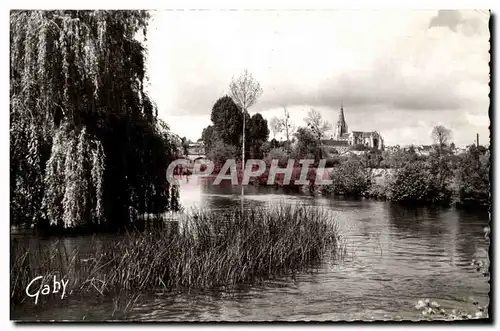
(10, 10, 179, 230)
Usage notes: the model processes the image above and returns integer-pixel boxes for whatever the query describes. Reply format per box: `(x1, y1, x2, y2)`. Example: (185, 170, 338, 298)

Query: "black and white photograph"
(9, 7, 491, 322)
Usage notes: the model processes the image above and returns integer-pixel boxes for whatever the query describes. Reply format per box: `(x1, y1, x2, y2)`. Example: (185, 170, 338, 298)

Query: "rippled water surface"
(12, 177, 490, 321)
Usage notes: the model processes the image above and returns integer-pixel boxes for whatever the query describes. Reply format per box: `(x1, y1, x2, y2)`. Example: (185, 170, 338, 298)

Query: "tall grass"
(11, 204, 343, 307)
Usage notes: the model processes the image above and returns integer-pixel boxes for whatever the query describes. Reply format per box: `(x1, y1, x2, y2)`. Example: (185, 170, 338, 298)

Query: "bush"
(380, 146, 422, 169)
(322, 159, 372, 197)
(324, 156, 341, 168)
(455, 145, 490, 208)
(360, 149, 383, 169)
(388, 161, 430, 203)
(263, 148, 289, 167)
(367, 183, 390, 200)
(260, 141, 272, 155)
(387, 161, 452, 205)
(327, 147, 339, 155)
(207, 140, 239, 173)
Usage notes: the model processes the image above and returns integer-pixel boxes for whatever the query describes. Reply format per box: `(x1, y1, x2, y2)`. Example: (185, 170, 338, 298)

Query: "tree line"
(322, 126, 490, 208)
(200, 93, 489, 208)
(201, 101, 335, 170)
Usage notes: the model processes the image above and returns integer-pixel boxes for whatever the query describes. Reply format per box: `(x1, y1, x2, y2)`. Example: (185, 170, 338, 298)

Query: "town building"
(322, 103, 384, 153)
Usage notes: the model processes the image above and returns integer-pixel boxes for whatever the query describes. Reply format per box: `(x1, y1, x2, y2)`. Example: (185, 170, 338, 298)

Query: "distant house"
(322, 103, 384, 154)
(414, 145, 433, 156)
(187, 142, 205, 156)
(384, 145, 400, 153)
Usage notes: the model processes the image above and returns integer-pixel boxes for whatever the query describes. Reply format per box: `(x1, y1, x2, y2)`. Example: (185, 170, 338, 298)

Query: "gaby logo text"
(26, 276, 68, 305)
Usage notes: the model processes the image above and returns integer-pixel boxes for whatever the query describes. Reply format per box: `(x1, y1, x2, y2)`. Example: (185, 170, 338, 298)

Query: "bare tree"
(305, 108, 331, 140)
(431, 125, 452, 153)
(229, 69, 263, 172)
(278, 107, 295, 153)
(305, 108, 331, 159)
(269, 116, 283, 140)
(229, 69, 263, 210)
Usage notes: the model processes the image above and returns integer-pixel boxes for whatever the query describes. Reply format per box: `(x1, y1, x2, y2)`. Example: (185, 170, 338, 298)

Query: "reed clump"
(11, 204, 343, 305)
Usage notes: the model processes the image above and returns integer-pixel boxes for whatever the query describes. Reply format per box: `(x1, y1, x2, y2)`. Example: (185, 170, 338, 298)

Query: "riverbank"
(320, 167, 489, 209)
(195, 142, 490, 210)
(181, 164, 489, 210)
(11, 204, 343, 312)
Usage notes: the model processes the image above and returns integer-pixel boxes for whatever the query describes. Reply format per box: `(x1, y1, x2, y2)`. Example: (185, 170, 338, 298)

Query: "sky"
(144, 9, 490, 147)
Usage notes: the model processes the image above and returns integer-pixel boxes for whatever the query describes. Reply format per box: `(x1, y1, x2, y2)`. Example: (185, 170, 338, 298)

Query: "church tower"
(334, 101, 348, 139)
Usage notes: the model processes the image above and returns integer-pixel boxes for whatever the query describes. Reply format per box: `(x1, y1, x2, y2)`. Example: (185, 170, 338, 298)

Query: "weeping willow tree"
(10, 10, 179, 230)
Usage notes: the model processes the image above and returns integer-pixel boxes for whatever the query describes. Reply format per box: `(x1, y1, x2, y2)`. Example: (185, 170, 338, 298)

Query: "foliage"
(269, 116, 283, 140)
(304, 109, 331, 159)
(455, 145, 490, 207)
(201, 125, 216, 153)
(209, 96, 244, 148)
(10, 10, 178, 229)
(270, 138, 282, 149)
(206, 140, 239, 173)
(324, 156, 341, 167)
(305, 109, 331, 141)
(323, 159, 372, 197)
(203, 94, 268, 159)
(388, 161, 432, 203)
(277, 107, 295, 153)
(359, 141, 489, 207)
(11, 205, 344, 307)
(387, 159, 452, 205)
(367, 182, 390, 200)
(431, 125, 452, 149)
(228, 69, 263, 112)
(228, 69, 263, 168)
(360, 148, 383, 169)
(180, 137, 189, 156)
(41, 124, 105, 228)
(260, 141, 272, 155)
(425, 146, 454, 203)
(263, 148, 289, 167)
(293, 127, 321, 159)
(325, 147, 339, 155)
(247, 113, 270, 158)
(380, 146, 422, 169)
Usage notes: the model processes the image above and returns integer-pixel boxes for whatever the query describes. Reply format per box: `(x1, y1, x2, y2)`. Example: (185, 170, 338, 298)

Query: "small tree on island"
(229, 69, 263, 171)
(429, 125, 454, 201)
(431, 125, 452, 155)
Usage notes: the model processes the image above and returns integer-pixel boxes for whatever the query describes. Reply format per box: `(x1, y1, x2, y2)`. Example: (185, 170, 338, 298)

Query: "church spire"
(338, 102, 346, 127)
(334, 102, 348, 139)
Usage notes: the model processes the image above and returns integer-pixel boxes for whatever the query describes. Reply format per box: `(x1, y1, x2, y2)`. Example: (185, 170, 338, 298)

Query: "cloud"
(429, 10, 487, 36)
(429, 10, 463, 32)
(255, 64, 464, 112)
(144, 10, 490, 146)
(465, 112, 490, 127)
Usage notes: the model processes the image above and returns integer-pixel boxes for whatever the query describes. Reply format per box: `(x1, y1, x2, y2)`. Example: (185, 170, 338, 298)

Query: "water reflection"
(11, 176, 490, 321)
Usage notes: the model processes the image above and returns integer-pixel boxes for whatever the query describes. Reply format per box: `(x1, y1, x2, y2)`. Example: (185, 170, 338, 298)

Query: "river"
(11, 176, 490, 321)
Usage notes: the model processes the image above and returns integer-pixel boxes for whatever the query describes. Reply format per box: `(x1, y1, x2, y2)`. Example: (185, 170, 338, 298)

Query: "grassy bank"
(11, 205, 343, 307)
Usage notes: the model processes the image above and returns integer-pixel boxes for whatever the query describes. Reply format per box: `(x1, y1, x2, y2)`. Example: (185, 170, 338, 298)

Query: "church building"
(323, 103, 384, 152)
